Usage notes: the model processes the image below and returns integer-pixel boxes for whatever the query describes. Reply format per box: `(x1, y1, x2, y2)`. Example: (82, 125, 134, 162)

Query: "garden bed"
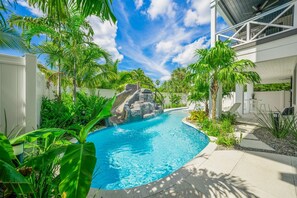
(253, 127, 297, 156)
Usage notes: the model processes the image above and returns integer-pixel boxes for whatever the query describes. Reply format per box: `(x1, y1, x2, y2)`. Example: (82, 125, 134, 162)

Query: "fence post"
(25, 54, 37, 132)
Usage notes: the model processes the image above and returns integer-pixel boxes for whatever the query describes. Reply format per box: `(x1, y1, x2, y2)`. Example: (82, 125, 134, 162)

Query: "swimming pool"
(87, 109, 209, 190)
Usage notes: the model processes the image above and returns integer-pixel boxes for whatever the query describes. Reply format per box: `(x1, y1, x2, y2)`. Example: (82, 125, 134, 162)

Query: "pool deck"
(88, 119, 297, 198)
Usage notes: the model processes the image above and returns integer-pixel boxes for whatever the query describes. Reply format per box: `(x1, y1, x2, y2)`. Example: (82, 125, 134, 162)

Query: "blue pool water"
(87, 110, 209, 190)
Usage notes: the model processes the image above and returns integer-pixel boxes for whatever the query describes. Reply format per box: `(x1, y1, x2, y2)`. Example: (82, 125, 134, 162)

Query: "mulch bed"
(252, 127, 297, 157)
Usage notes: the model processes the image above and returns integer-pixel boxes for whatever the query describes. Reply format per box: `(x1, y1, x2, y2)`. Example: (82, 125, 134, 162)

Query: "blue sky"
(2, 0, 228, 81)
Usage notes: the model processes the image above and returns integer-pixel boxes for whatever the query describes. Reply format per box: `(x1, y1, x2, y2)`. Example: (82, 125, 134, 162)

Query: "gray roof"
(218, 0, 292, 25)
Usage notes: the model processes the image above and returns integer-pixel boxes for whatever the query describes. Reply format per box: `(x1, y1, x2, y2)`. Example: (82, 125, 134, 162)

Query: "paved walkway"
(88, 123, 297, 198)
(235, 124, 275, 151)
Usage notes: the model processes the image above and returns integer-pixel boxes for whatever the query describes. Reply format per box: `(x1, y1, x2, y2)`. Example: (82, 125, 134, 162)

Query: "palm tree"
(188, 81, 210, 115)
(189, 41, 261, 119)
(27, 0, 116, 23)
(10, 15, 66, 100)
(130, 68, 154, 90)
(0, 1, 26, 50)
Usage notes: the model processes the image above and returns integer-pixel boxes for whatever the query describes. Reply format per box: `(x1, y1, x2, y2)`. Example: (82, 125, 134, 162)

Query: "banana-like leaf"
(59, 143, 96, 198)
(0, 133, 14, 160)
(22, 145, 67, 171)
(10, 128, 68, 144)
(0, 144, 14, 166)
(0, 160, 33, 195)
(78, 97, 115, 143)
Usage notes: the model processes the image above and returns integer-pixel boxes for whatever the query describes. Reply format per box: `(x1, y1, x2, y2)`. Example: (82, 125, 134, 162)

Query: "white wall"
(254, 91, 290, 111)
(0, 54, 37, 133)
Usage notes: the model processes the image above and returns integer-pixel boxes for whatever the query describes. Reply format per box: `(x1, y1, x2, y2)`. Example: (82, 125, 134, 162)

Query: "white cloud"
(147, 0, 176, 19)
(134, 0, 143, 10)
(156, 40, 182, 54)
(87, 16, 123, 61)
(173, 37, 210, 66)
(18, 0, 44, 17)
(184, 0, 211, 27)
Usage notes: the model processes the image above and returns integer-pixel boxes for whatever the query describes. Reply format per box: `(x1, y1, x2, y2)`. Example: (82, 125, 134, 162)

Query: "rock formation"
(109, 84, 163, 125)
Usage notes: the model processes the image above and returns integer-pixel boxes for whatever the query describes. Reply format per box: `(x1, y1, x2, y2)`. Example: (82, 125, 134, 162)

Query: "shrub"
(220, 119, 234, 133)
(200, 119, 220, 137)
(220, 112, 237, 125)
(40, 92, 108, 132)
(216, 133, 237, 147)
(169, 94, 182, 105)
(189, 110, 207, 122)
(256, 110, 297, 138)
(164, 103, 186, 109)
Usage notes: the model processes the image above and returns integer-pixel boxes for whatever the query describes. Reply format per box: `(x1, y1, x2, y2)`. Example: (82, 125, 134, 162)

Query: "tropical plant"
(256, 110, 297, 138)
(188, 41, 261, 119)
(0, 97, 115, 198)
(0, 1, 26, 50)
(160, 68, 190, 93)
(40, 93, 109, 131)
(188, 81, 210, 115)
(220, 112, 237, 125)
(27, 0, 116, 23)
(189, 110, 208, 123)
(216, 133, 237, 147)
(169, 93, 182, 106)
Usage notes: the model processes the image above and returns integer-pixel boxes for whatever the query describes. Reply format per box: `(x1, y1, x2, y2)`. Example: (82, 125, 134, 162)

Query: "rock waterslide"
(109, 84, 163, 125)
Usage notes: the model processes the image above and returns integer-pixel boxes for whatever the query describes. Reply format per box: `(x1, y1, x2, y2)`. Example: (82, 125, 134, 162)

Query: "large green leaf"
(0, 144, 14, 166)
(10, 128, 68, 144)
(0, 160, 33, 195)
(22, 145, 67, 171)
(59, 143, 96, 198)
(78, 96, 115, 143)
(0, 133, 14, 160)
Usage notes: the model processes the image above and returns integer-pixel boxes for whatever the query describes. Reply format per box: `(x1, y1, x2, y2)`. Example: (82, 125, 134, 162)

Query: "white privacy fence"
(0, 54, 37, 133)
(1, 54, 291, 133)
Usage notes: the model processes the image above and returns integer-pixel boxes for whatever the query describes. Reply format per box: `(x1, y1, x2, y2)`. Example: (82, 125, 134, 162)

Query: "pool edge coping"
(88, 117, 218, 197)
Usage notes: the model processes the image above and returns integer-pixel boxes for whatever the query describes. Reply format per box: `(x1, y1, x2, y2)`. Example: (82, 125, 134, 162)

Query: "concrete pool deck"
(88, 119, 297, 198)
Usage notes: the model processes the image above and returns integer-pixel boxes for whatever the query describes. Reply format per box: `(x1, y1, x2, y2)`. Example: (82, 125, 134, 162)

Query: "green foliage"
(40, 92, 108, 132)
(187, 40, 261, 119)
(196, 115, 236, 146)
(164, 103, 186, 109)
(0, 97, 115, 198)
(189, 110, 208, 123)
(220, 112, 237, 125)
(254, 83, 291, 92)
(169, 94, 182, 105)
(159, 68, 190, 93)
(216, 133, 237, 147)
(59, 143, 96, 198)
(220, 119, 234, 133)
(256, 110, 297, 138)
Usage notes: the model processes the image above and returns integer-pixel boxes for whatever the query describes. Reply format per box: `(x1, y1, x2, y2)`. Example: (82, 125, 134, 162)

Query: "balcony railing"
(216, 0, 297, 47)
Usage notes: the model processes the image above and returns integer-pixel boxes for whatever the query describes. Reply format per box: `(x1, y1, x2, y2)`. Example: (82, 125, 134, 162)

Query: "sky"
(2, 0, 228, 81)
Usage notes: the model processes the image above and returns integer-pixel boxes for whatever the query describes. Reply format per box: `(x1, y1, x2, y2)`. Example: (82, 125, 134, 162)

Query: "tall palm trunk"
(211, 79, 219, 119)
(73, 61, 77, 103)
(205, 100, 209, 116)
(58, 59, 62, 101)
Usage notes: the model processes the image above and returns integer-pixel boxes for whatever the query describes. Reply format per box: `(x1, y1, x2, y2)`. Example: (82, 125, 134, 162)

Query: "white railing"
(216, 0, 297, 47)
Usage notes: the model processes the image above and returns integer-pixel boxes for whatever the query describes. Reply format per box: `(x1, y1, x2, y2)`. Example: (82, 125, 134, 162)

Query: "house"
(211, 0, 297, 116)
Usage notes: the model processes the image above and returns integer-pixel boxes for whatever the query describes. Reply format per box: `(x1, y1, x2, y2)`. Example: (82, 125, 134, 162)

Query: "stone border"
(182, 118, 217, 142)
(88, 115, 217, 198)
(164, 107, 188, 112)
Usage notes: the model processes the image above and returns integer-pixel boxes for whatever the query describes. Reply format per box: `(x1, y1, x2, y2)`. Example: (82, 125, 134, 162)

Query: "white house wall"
(236, 34, 297, 63)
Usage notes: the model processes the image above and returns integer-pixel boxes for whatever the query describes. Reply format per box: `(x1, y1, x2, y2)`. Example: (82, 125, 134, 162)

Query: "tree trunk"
(73, 61, 77, 103)
(211, 80, 219, 120)
(58, 59, 62, 101)
(205, 100, 209, 116)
